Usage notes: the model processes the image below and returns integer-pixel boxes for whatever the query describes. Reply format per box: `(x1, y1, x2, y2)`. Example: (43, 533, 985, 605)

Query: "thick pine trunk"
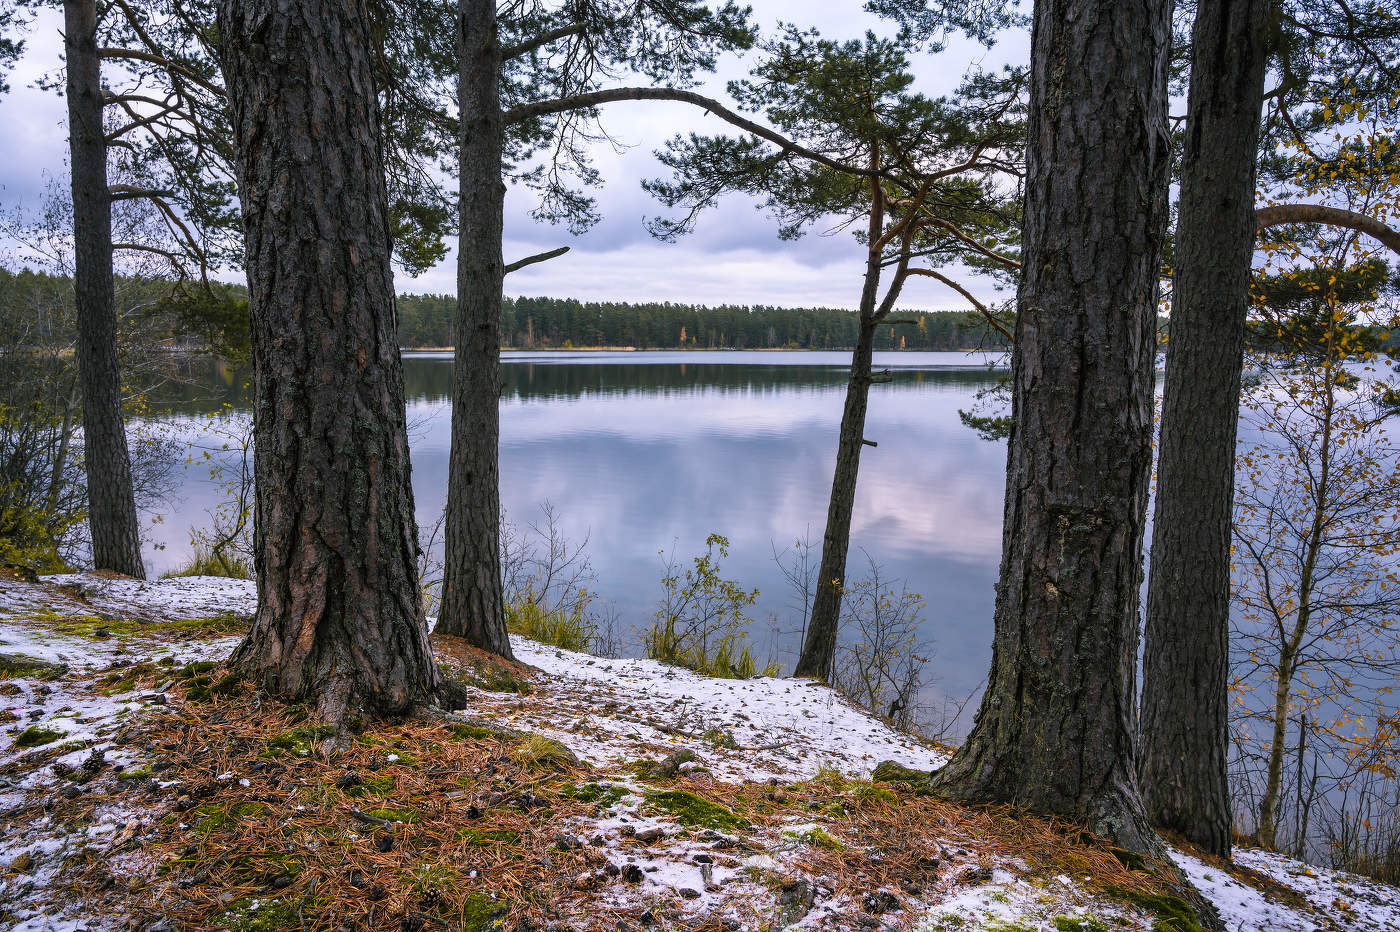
(64, 0, 145, 579)
(795, 316, 879, 680)
(929, 0, 1173, 856)
(218, 0, 441, 723)
(436, 0, 513, 658)
(1139, 0, 1270, 860)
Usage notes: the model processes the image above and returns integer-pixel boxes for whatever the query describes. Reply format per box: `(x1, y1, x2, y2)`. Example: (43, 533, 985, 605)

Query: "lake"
(141, 350, 1011, 725)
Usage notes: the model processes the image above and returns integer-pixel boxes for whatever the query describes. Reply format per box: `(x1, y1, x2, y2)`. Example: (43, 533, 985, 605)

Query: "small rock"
(856, 916, 880, 929)
(269, 874, 294, 889)
(61, 784, 82, 799)
(677, 887, 701, 899)
(693, 853, 712, 864)
(376, 834, 394, 852)
(8, 851, 32, 873)
(634, 827, 665, 844)
(638, 909, 655, 926)
(777, 879, 815, 925)
(555, 833, 581, 851)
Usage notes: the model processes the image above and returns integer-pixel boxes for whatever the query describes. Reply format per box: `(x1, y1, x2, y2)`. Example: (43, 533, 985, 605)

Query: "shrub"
(163, 543, 253, 580)
(644, 534, 778, 678)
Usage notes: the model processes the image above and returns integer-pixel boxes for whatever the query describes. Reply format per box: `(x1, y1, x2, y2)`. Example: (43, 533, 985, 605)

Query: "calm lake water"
(140, 350, 1011, 718)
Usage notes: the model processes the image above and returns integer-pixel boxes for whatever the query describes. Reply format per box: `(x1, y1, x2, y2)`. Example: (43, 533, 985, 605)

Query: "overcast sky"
(0, 2, 1028, 310)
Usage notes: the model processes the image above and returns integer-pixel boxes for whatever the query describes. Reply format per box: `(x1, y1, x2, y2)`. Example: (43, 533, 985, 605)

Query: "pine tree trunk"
(929, 0, 1173, 856)
(64, 0, 145, 579)
(435, 0, 513, 658)
(217, 0, 441, 724)
(1139, 0, 1270, 860)
(795, 316, 879, 680)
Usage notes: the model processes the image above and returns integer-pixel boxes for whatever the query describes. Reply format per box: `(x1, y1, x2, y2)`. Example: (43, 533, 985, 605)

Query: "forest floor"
(0, 572, 1396, 932)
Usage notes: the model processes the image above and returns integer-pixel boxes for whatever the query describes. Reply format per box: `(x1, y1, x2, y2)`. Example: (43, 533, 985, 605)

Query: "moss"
(188, 671, 242, 704)
(217, 897, 305, 932)
(342, 775, 395, 799)
(228, 853, 304, 883)
(363, 806, 419, 824)
(456, 827, 522, 848)
(460, 891, 508, 932)
(53, 614, 247, 640)
(0, 654, 67, 678)
(1109, 847, 1148, 872)
(191, 801, 266, 834)
(264, 725, 336, 758)
(783, 825, 846, 850)
(1052, 917, 1112, 932)
(116, 765, 152, 780)
(848, 783, 898, 806)
(514, 734, 575, 771)
(1105, 887, 1205, 932)
(175, 660, 219, 680)
(871, 760, 928, 785)
(12, 725, 64, 748)
(448, 723, 506, 742)
(643, 789, 749, 832)
(560, 782, 628, 807)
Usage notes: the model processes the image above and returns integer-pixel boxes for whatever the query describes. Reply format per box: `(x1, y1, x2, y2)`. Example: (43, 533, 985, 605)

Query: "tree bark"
(1139, 0, 1270, 861)
(64, 0, 145, 579)
(217, 0, 441, 724)
(928, 0, 1173, 856)
(436, 0, 514, 658)
(795, 315, 879, 680)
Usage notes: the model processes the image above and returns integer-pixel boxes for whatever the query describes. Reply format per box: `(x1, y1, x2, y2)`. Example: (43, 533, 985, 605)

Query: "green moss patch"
(447, 723, 516, 742)
(53, 614, 247, 640)
(187, 671, 241, 703)
(0, 654, 67, 679)
(341, 775, 395, 799)
(191, 801, 266, 835)
(643, 789, 749, 832)
(363, 807, 419, 824)
(460, 891, 509, 932)
(560, 782, 628, 807)
(1052, 916, 1112, 932)
(1106, 886, 1205, 932)
(116, 765, 152, 780)
(264, 726, 336, 758)
(217, 896, 305, 932)
(12, 725, 65, 748)
(456, 827, 522, 848)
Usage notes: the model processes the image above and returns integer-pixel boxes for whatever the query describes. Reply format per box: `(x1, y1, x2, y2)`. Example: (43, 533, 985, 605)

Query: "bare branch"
(1256, 204, 1400, 257)
(501, 23, 586, 61)
(504, 245, 570, 274)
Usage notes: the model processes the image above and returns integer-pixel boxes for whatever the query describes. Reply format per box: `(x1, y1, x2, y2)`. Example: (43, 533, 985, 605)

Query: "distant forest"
(399, 294, 1012, 351)
(0, 268, 1011, 352)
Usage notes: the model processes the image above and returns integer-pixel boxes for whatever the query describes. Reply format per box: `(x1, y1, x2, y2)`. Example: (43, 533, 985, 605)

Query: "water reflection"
(141, 351, 1009, 716)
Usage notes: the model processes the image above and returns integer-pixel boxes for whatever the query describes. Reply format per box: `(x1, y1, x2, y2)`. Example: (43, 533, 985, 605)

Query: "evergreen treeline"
(397, 294, 1012, 351)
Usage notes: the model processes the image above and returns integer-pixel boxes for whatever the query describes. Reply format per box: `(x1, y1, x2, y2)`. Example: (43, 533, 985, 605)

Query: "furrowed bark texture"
(64, 0, 145, 579)
(1140, 0, 1270, 860)
(796, 316, 879, 680)
(437, 0, 513, 658)
(218, 0, 440, 721)
(930, 0, 1173, 854)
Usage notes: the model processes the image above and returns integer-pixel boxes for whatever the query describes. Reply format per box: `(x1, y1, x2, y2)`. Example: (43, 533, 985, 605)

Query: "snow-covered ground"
(471, 636, 949, 782)
(1, 572, 1397, 932)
